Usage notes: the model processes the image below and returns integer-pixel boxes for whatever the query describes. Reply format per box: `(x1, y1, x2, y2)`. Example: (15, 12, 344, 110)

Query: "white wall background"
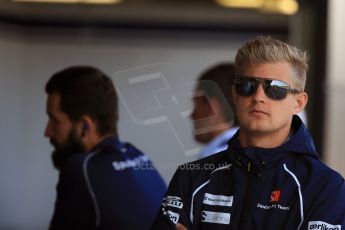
(0, 23, 256, 229)
(325, 0, 345, 177)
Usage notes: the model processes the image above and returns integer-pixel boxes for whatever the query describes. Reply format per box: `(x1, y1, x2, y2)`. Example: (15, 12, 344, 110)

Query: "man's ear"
(293, 92, 308, 114)
(79, 115, 94, 138)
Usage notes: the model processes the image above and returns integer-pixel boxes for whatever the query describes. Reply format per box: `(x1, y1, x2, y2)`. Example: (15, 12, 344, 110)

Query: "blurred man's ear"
(78, 115, 101, 152)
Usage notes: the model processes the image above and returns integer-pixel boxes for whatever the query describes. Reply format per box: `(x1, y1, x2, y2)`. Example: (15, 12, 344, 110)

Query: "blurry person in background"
(190, 63, 239, 159)
(45, 66, 166, 230)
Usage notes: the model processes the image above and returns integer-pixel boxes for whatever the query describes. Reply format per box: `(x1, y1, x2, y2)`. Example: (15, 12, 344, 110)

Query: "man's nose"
(44, 122, 51, 138)
(190, 107, 196, 120)
(253, 84, 267, 102)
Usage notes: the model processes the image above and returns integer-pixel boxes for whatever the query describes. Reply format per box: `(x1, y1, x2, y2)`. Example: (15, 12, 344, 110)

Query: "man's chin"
(51, 149, 74, 170)
(194, 133, 211, 144)
(50, 129, 84, 170)
(51, 145, 84, 170)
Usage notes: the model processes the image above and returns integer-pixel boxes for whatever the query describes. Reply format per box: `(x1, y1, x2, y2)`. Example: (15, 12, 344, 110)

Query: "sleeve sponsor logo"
(161, 196, 183, 224)
(203, 193, 233, 207)
(162, 209, 180, 224)
(201, 211, 230, 225)
(308, 221, 341, 230)
(162, 196, 183, 209)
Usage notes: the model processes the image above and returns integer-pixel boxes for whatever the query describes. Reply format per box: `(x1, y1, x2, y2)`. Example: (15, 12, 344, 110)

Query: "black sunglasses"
(234, 76, 301, 100)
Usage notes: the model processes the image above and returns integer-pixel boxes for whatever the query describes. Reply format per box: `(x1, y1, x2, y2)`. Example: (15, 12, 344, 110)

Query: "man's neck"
(238, 126, 292, 149)
(84, 133, 116, 152)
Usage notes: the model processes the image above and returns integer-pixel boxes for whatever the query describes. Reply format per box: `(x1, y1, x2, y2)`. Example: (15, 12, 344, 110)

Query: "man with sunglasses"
(151, 36, 345, 230)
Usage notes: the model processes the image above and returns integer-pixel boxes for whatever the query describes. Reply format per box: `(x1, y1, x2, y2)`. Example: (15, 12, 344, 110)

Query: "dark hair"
(197, 63, 238, 126)
(45, 66, 118, 136)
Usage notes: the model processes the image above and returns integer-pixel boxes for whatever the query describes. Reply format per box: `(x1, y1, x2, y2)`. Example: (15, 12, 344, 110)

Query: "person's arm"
(303, 177, 345, 229)
(49, 156, 95, 230)
(150, 168, 193, 230)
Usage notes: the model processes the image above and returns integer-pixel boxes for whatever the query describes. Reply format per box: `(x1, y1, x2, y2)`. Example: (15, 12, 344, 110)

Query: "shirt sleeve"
(150, 168, 193, 230)
(303, 177, 345, 229)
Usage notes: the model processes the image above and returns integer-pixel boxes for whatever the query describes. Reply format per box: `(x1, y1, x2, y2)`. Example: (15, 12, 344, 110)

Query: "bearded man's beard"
(51, 128, 84, 170)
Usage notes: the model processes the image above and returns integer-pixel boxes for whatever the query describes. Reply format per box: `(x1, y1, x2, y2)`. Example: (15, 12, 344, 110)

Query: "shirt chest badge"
(270, 188, 281, 203)
(256, 188, 290, 211)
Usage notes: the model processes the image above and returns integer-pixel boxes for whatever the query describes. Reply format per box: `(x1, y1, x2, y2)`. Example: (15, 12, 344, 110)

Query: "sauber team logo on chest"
(256, 187, 290, 211)
(269, 188, 281, 203)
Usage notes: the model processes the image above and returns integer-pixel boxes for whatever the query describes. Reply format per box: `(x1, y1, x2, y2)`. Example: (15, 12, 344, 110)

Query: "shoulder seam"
(83, 150, 101, 228)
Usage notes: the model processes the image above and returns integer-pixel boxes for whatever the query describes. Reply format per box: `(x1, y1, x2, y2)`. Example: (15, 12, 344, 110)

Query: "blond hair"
(235, 36, 309, 91)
